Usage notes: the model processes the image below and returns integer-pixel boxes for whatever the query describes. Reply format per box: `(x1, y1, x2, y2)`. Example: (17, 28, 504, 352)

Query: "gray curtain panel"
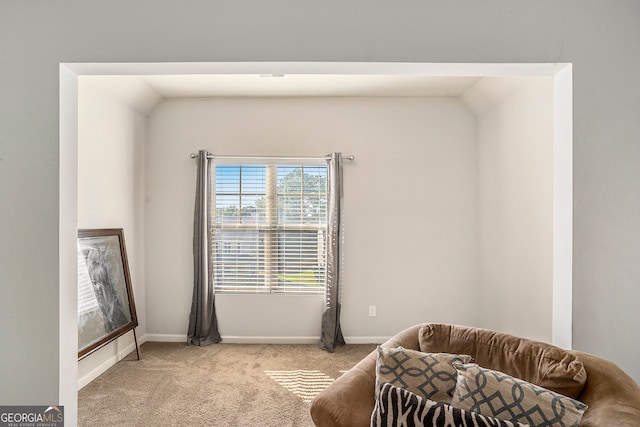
(188, 150, 221, 346)
(320, 152, 346, 352)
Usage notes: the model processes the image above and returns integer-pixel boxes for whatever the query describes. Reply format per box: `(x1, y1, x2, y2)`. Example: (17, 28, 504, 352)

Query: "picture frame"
(77, 228, 138, 360)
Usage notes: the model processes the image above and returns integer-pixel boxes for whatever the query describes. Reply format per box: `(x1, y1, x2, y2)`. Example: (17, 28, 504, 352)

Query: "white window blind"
(212, 163, 328, 294)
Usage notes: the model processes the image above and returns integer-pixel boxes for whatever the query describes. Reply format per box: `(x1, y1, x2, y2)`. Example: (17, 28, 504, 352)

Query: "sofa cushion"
(418, 324, 586, 398)
(375, 346, 472, 403)
(451, 363, 587, 427)
(372, 382, 531, 427)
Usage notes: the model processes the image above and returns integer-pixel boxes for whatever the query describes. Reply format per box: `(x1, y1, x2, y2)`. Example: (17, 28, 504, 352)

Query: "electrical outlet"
(368, 305, 377, 317)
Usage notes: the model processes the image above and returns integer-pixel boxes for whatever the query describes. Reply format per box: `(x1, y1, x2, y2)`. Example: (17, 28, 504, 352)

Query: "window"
(213, 163, 328, 294)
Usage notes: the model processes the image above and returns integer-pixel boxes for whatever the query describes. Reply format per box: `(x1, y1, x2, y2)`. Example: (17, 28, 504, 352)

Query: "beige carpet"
(78, 342, 376, 427)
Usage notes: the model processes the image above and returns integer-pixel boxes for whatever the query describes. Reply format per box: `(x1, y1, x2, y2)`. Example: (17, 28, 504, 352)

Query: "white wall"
(76, 79, 147, 388)
(468, 77, 555, 342)
(145, 97, 479, 341)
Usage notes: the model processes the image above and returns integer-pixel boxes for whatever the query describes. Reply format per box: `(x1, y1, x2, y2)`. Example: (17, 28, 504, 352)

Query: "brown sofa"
(310, 324, 640, 427)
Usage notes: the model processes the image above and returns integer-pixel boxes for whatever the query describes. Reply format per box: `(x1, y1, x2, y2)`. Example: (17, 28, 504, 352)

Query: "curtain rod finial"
(190, 153, 197, 159)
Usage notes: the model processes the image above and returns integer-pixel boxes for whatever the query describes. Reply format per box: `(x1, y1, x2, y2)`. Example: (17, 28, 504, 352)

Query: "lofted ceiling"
(140, 74, 483, 98)
(81, 74, 487, 115)
(75, 62, 566, 116)
(80, 73, 541, 116)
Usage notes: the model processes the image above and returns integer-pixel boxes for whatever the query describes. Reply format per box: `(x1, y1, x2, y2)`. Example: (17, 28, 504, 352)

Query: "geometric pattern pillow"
(376, 346, 472, 403)
(372, 382, 532, 427)
(451, 363, 588, 427)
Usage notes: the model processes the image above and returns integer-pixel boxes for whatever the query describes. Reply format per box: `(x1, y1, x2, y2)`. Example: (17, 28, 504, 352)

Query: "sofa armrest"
(309, 361, 377, 427)
(310, 324, 423, 427)
(573, 350, 640, 427)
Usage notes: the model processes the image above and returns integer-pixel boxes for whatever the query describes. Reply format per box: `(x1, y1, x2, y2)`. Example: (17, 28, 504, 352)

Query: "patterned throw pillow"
(451, 363, 587, 427)
(376, 346, 472, 403)
(371, 382, 531, 427)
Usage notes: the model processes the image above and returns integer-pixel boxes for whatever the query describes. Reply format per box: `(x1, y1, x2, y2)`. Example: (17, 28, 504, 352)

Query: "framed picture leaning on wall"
(77, 228, 138, 360)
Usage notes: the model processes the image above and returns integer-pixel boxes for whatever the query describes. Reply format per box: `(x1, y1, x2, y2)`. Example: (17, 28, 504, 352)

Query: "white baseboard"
(146, 334, 319, 344)
(144, 334, 389, 345)
(145, 334, 187, 343)
(222, 336, 320, 344)
(78, 334, 147, 390)
(344, 336, 390, 344)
